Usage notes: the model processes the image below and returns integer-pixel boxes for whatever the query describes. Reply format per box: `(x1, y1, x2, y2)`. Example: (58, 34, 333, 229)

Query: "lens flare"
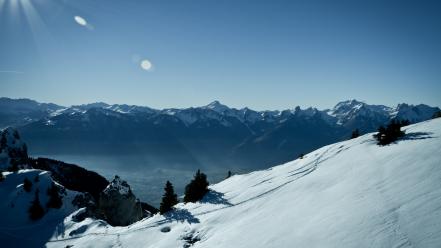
(74, 16, 87, 26)
(140, 60, 153, 71)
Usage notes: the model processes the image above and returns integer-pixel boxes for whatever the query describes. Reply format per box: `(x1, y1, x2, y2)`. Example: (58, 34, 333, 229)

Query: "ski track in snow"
(48, 143, 342, 244)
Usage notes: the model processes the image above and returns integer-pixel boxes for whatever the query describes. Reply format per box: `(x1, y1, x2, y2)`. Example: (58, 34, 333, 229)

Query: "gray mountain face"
(1, 98, 439, 169)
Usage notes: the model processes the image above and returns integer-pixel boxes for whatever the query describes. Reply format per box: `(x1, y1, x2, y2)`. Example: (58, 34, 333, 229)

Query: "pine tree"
(22, 143, 28, 155)
(399, 119, 410, 127)
(0, 133, 6, 151)
(23, 178, 33, 192)
(350, 129, 360, 139)
(8, 162, 19, 173)
(226, 170, 232, 179)
(184, 170, 209, 203)
(374, 120, 405, 145)
(13, 130, 20, 140)
(159, 181, 178, 214)
(0, 171, 4, 182)
(46, 182, 63, 209)
(433, 111, 441, 119)
(28, 189, 45, 220)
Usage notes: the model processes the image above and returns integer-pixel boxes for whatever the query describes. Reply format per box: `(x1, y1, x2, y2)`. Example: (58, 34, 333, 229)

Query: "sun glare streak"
(19, 0, 52, 51)
(0, 0, 6, 14)
(8, 0, 20, 16)
(20, 0, 46, 30)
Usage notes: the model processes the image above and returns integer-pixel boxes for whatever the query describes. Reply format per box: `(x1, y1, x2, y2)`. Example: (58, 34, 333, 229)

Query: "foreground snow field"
(0, 170, 79, 247)
(27, 119, 441, 247)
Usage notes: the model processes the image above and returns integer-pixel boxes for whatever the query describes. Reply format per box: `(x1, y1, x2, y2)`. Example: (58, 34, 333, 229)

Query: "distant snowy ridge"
(45, 118, 441, 248)
(71, 99, 440, 127)
(2, 97, 439, 128)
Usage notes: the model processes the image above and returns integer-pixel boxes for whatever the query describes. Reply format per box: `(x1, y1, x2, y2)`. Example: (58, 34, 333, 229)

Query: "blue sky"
(1, 0, 440, 110)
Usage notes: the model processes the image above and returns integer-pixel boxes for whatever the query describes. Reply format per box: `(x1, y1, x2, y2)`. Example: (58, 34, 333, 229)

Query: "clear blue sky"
(1, 0, 440, 110)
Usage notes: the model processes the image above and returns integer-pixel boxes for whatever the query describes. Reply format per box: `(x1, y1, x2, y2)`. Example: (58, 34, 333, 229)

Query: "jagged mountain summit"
(1, 97, 439, 169)
(44, 118, 441, 248)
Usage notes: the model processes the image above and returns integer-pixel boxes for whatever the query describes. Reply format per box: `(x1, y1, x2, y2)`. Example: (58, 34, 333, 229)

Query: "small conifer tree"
(0, 133, 6, 151)
(23, 178, 33, 192)
(350, 129, 360, 139)
(46, 182, 63, 209)
(184, 170, 209, 203)
(13, 130, 20, 140)
(433, 111, 441, 119)
(159, 181, 178, 214)
(8, 162, 19, 173)
(226, 170, 232, 179)
(374, 120, 406, 145)
(29, 189, 45, 220)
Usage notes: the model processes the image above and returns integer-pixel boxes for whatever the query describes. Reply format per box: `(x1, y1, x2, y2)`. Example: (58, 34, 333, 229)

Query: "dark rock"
(95, 176, 144, 226)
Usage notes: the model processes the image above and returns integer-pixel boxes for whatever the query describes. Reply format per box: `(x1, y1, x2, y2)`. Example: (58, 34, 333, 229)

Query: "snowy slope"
(0, 170, 79, 247)
(45, 118, 441, 248)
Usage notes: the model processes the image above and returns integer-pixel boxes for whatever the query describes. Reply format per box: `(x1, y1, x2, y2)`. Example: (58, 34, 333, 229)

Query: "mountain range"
(1, 97, 439, 169)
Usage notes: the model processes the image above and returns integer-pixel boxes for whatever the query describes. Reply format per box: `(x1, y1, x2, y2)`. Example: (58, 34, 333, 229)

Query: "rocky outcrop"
(95, 176, 144, 226)
(0, 127, 29, 171)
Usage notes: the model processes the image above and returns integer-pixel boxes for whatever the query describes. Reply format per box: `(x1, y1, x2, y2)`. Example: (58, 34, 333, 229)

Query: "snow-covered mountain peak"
(72, 102, 110, 110)
(203, 100, 230, 113)
(331, 99, 368, 114)
(334, 99, 365, 110)
(106, 104, 157, 114)
(327, 100, 395, 127)
(391, 103, 439, 122)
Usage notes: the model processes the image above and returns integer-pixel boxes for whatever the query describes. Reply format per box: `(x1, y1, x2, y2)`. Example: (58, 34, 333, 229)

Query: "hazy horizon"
(2, 96, 440, 112)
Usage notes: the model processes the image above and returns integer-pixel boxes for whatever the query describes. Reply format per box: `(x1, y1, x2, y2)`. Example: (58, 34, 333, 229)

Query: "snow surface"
(44, 118, 441, 248)
(0, 170, 79, 247)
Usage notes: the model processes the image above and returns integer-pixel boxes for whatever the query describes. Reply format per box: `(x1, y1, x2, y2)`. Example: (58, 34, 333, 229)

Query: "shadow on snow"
(200, 190, 233, 206)
(164, 209, 200, 224)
